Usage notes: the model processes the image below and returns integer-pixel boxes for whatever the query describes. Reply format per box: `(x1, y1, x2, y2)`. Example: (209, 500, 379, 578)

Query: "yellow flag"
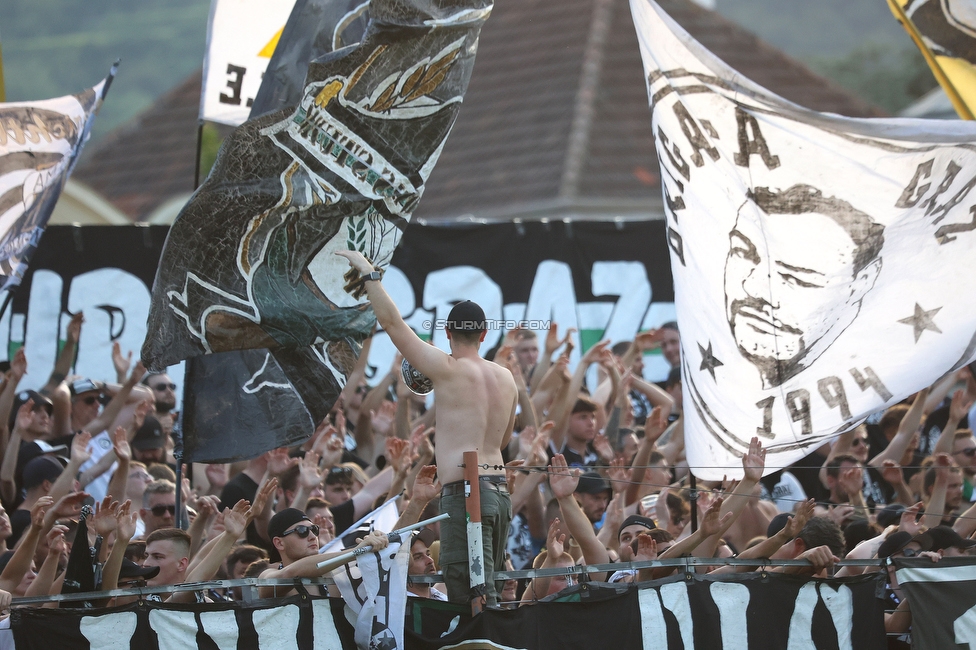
(887, 0, 976, 119)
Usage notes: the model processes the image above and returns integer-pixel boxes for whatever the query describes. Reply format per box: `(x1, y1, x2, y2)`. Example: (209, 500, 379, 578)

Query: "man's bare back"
(431, 355, 518, 484)
(334, 251, 518, 482)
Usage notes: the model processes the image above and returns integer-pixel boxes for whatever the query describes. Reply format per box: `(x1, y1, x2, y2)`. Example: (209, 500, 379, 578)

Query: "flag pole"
(886, 0, 974, 120)
(464, 450, 487, 615)
(0, 40, 6, 102)
(315, 513, 450, 570)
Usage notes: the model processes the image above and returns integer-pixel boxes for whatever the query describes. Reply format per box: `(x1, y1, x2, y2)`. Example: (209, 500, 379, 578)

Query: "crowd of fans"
(0, 311, 973, 648)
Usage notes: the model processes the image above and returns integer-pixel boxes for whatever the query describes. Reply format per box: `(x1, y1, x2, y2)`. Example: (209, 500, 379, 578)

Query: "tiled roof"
(74, 72, 205, 221)
(74, 0, 885, 223)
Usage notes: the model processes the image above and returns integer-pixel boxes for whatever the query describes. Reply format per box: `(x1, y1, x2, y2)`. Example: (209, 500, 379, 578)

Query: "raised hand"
(14, 399, 35, 437)
(644, 406, 669, 444)
(880, 460, 905, 487)
(548, 454, 580, 499)
(268, 447, 299, 476)
(825, 504, 854, 527)
(581, 340, 610, 365)
(128, 360, 147, 385)
(108, 426, 131, 464)
(838, 466, 864, 500)
(46, 524, 67, 557)
(31, 496, 54, 530)
(951, 388, 975, 423)
(111, 341, 132, 379)
(223, 500, 251, 538)
(133, 399, 154, 431)
(781, 499, 815, 539)
(66, 312, 84, 343)
(899, 501, 924, 536)
(371, 400, 397, 438)
(411, 465, 441, 505)
(71, 431, 93, 465)
(634, 533, 658, 562)
(10, 347, 26, 380)
(116, 501, 137, 543)
(546, 517, 566, 558)
(252, 476, 278, 520)
(385, 437, 410, 475)
(592, 433, 614, 464)
(699, 497, 733, 538)
(741, 437, 766, 484)
(608, 456, 629, 494)
(298, 451, 324, 490)
(92, 496, 120, 537)
(634, 329, 665, 351)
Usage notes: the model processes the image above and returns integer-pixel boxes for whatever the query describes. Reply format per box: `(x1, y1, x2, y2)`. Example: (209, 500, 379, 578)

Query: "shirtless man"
(337, 250, 518, 606)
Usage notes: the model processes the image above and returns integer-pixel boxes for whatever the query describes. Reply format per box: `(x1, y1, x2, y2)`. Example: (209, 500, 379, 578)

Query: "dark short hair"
(748, 185, 885, 275)
(665, 367, 682, 389)
(878, 404, 910, 434)
(825, 454, 861, 479)
(227, 544, 268, 568)
(661, 321, 679, 333)
(798, 516, 845, 557)
(572, 395, 599, 414)
(925, 463, 961, 493)
(306, 497, 332, 510)
(611, 341, 631, 356)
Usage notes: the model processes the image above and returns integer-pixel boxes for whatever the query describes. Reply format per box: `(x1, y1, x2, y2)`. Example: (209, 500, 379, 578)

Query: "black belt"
(441, 476, 508, 497)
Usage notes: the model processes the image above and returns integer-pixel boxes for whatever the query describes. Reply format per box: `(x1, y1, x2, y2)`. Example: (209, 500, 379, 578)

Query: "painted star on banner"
(898, 303, 942, 343)
(698, 341, 724, 380)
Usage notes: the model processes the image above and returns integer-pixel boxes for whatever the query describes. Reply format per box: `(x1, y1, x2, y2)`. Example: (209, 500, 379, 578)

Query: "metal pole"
(689, 473, 698, 534)
(464, 450, 486, 615)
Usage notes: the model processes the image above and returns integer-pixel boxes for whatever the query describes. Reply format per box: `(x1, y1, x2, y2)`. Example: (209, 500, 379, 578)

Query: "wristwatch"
(364, 270, 382, 282)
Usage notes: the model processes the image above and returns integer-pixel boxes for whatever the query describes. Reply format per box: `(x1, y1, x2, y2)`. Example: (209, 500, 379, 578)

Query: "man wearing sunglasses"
(142, 373, 179, 439)
(338, 250, 519, 607)
(258, 508, 388, 598)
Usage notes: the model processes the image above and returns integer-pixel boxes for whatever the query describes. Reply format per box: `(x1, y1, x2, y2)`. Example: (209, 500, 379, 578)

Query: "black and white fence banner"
(896, 556, 976, 649)
(10, 572, 884, 649)
(631, 0, 976, 478)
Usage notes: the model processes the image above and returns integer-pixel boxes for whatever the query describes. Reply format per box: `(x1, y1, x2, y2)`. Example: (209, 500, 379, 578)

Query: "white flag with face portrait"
(630, 0, 976, 479)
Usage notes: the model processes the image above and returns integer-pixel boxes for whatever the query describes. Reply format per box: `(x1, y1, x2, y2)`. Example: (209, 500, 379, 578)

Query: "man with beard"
(142, 373, 178, 439)
(406, 528, 445, 600)
(724, 184, 884, 388)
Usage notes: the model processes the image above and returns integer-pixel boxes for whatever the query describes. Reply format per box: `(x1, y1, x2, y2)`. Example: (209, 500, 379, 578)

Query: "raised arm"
(870, 388, 932, 469)
(933, 387, 976, 456)
(624, 406, 669, 507)
(41, 313, 82, 394)
(529, 324, 573, 395)
(549, 342, 608, 451)
(336, 250, 450, 380)
(170, 500, 252, 604)
(0, 350, 27, 459)
(921, 453, 952, 529)
(0, 497, 51, 592)
(82, 362, 150, 437)
(548, 454, 610, 573)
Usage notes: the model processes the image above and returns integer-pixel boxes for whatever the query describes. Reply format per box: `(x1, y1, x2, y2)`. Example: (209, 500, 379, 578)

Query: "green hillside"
(1, 0, 210, 140)
(714, 0, 938, 113)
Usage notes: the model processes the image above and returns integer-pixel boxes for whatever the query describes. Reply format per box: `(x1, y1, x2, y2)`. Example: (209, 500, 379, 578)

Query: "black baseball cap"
(618, 515, 656, 539)
(23, 455, 64, 490)
(446, 301, 486, 332)
(926, 526, 976, 552)
(575, 472, 611, 496)
(132, 416, 165, 451)
(119, 557, 160, 580)
(878, 531, 933, 559)
(268, 508, 311, 541)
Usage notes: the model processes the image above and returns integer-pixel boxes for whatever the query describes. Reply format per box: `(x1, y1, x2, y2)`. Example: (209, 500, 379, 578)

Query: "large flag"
(150, 0, 493, 456)
(199, 0, 298, 126)
(0, 65, 115, 294)
(887, 0, 976, 119)
(630, 0, 976, 479)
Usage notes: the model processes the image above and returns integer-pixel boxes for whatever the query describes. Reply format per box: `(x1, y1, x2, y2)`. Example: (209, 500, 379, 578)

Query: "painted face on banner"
(724, 190, 883, 388)
(631, 0, 976, 478)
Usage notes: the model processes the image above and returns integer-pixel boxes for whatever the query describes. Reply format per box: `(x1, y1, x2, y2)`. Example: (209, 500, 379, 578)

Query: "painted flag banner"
(145, 0, 493, 436)
(10, 572, 885, 649)
(887, 0, 976, 119)
(200, 0, 298, 126)
(896, 557, 976, 649)
(0, 65, 115, 294)
(333, 542, 410, 650)
(630, 0, 976, 479)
